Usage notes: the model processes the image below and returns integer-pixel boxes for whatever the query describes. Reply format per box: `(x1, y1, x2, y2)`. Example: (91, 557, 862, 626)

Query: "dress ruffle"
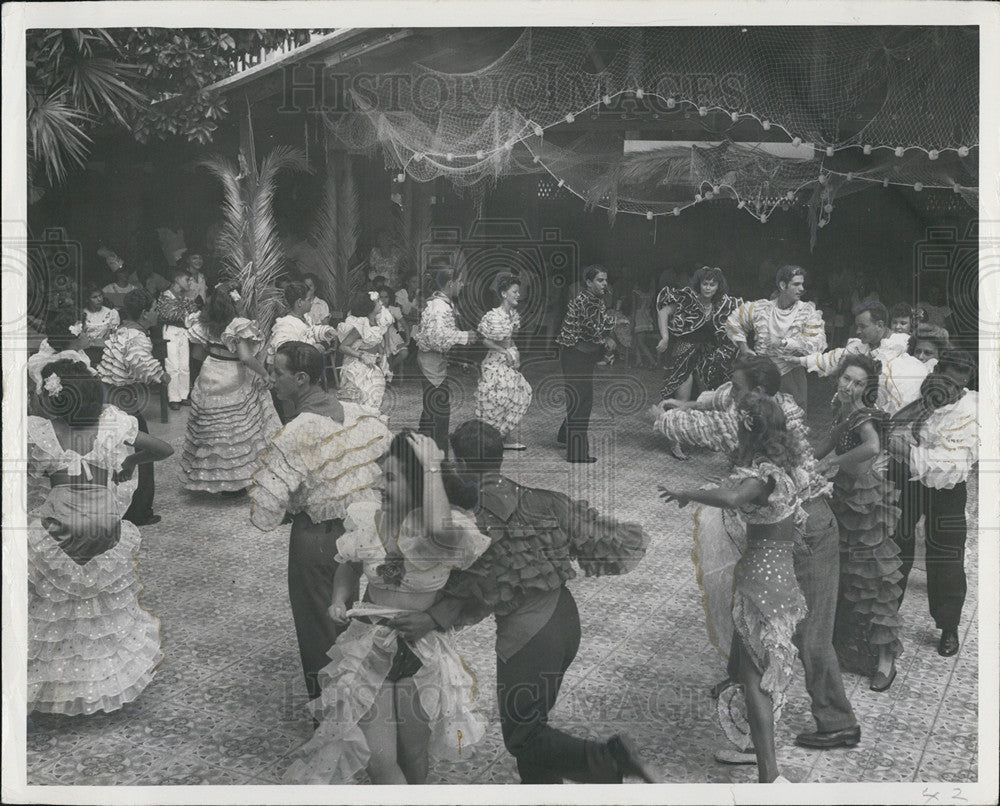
(474, 355, 532, 437)
(180, 358, 281, 492)
(719, 537, 805, 748)
(282, 621, 486, 784)
(829, 460, 905, 676)
(28, 520, 162, 716)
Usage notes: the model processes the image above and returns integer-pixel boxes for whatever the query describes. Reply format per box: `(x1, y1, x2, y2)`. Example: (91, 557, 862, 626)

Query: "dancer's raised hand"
(658, 484, 691, 508)
(406, 432, 445, 471)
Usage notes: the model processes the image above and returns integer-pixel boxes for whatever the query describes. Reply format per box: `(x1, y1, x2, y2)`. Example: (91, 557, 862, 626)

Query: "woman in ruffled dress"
(80, 286, 120, 366)
(27, 359, 172, 715)
(284, 431, 489, 784)
(180, 284, 281, 494)
(336, 291, 390, 411)
(814, 353, 904, 691)
(655, 266, 741, 458)
(474, 274, 532, 450)
(659, 392, 808, 783)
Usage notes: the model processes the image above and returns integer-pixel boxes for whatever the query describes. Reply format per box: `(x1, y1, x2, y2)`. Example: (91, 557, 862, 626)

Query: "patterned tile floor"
(24, 358, 981, 789)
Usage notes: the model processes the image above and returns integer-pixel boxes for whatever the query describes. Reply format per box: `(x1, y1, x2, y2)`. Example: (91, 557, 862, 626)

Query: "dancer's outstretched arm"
(328, 561, 362, 626)
(658, 478, 770, 510)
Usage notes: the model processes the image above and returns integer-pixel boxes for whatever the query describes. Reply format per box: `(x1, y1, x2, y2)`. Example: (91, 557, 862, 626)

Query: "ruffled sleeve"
(782, 301, 827, 356)
(549, 492, 649, 577)
(909, 392, 979, 489)
(730, 461, 806, 526)
(333, 501, 385, 564)
(248, 418, 313, 531)
(656, 285, 682, 310)
(221, 317, 264, 353)
(93, 406, 140, 472)
(478, 309, 513, 341)
(398, 507, 491, 572)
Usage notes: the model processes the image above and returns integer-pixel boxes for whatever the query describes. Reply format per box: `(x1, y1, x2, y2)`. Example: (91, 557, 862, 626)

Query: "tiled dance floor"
(25, 358, 980, 788)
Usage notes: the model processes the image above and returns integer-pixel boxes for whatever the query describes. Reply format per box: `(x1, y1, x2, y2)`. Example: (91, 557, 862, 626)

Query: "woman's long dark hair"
(201, 284, 238, 339)
(730, 391, 798, 476)
(688, 266, 729, 300)
(38, 359, 104, 426)
(387, 430, 478, 512)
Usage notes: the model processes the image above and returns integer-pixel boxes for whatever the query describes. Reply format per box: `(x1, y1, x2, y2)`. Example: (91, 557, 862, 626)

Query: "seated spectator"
(81, 285, 120, 366)
(889, 303, 914, 335)
(302, 273, 332, 325)
(102, 258, 139, 309)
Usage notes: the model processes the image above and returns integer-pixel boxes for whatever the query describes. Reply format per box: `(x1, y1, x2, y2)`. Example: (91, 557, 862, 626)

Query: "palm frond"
(27, 88, 93, 185)
(335, 161, 360, 308)
(197, 147, 310, 339)
(65, 56, 145, 125)
(309, 154, 360, 320)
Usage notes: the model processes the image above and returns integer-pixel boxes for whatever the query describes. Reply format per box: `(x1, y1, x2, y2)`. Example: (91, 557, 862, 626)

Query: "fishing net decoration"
(327, 27, 977, 227)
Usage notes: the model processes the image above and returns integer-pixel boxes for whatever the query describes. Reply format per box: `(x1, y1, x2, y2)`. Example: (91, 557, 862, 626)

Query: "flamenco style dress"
(474, 307, 532, 437)
(703, 461, 810, 750)
(27, 407, 162, 715)
(335, 315, 390, 411)
(282, 501, 490, 784)
(827, 407, 905, 676)
(656, 286, 741, 400)
(180, 316, 281, 492)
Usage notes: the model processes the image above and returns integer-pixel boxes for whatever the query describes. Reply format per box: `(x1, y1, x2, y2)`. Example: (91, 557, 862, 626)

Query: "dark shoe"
(168, 402, 181, 411)
(180, 398, 192, 406)
(938, 628, 959, 657)
(870, 664, 897, 692)
(709, 677, 733, 700)
(795, 724, 861, 749)
(567, 456, 597, 464)
(129, 515, 162, 527)
(608, 733, 663, 783)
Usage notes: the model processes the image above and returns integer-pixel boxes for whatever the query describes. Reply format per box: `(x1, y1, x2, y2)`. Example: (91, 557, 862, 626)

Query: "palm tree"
(197, 146, 311, 339)
(26, 30, 145, 196)
(309, 153, 360, 321)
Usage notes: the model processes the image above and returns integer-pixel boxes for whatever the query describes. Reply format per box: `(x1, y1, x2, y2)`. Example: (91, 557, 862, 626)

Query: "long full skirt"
(660, 338, 737, 400)
(829, 464, 905, 676)
(283, 620, 486, 784)
(28, 514, 162, 715)
(474, 355, 532, 437)
(180, 356, 281, 492)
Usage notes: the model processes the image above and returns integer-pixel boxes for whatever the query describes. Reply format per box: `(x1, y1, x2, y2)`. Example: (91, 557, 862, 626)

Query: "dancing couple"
(248, 350, 658, 784)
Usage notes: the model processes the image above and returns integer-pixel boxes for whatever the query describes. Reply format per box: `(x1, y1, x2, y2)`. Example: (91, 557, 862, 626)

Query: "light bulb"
(532, 155, 540, 164)
(894, 147, 904, 157)
(646, 211, 653, 220)
(731, 112, 739, 122)
(825, 146, 834, 157)
(557, 179, 564, 187)
(958, 146, 969, 157)
(673, 207, 680, 215)
(863, 144, 872, 155)
(824, 203, 833, 213)
(786, 191, 795, 201)
(666, 97, 676, 109)
(883, 178, 890, 187)
(565, 113, 575, 124)
(695, 193, 703, 202)
(818, 174, 827, 185)
(929, 150, 939, 160)
(792, 137, 802, 146)
(713, 185, 721, 194)
(635, 88, 645, 99)
(737, 200, 746, 209)
(760, 214, 768, 223)
(476, 151, 484, 160)
(698, 106, 708, 117)
(446, 153, 454, 162)
(762, 120, 771, 130)
(602, 95, 611, 106)
(914, 182, 923, 191)
(533, 125, 543, 137)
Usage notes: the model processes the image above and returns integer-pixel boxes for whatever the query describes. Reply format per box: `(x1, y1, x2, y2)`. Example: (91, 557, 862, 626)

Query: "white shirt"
(907, 390, 979, 489)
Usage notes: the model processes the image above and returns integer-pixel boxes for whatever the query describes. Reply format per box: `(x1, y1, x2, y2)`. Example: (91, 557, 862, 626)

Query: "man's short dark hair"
(733, 355, 781, 396)
(450, 420, 504, 472)
(854, 300, 889, 326)
(283, 281, 310, 309)
(121, 288, 154, 321)
(775, 264, 806, 288)
(583, 265, 606, 284)
(275, 341, 324, 384)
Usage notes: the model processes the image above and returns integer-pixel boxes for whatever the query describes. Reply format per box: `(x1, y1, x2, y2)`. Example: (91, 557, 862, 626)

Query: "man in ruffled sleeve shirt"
(725, 265, 826, 413)
(249, 342, 390, 701)
(887, 349, 979, 658)
(555, 265, 617, 463)
(787, 301, 929, 416)
(414, 268, 477, 453)
(389, 420, 659, 784)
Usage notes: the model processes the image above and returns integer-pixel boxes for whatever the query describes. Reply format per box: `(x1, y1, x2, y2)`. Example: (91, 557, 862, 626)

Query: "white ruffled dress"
(283, 501, 490, 784)
(336, 316, 389, 411)
(27, 407, 162, 715)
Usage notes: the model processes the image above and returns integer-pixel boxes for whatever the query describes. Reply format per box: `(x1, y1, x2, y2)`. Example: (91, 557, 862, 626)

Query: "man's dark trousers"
(558, 347, 600, 461)
(496, 587, 622, 783)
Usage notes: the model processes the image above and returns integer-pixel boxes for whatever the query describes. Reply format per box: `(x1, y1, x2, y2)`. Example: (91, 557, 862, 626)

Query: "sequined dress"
(828, 407, 904, 675)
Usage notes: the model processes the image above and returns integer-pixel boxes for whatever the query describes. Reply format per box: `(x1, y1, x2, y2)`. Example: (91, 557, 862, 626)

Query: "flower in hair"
(68, 322, 83, 337)
(43, 373, 63, 396)
(739, 409, 755, 432)
(368, 290, 380, 302)
(229, 289, 241, 302)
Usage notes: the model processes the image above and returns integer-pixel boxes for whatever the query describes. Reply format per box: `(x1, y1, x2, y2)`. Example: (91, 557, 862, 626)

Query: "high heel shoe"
(870, 664, 897, 692)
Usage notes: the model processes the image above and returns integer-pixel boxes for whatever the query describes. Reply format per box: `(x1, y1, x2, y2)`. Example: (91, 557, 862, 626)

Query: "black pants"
(558, 347, 600, 461)
(419, 378, 452, 455)
(497, 588, 621, 784)
(104, 384, 155, 524)
(287, 514, 355, 700)
(889, 459, 968, 630)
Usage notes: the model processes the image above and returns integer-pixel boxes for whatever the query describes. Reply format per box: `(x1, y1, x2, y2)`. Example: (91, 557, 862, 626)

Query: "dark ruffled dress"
(656, 286, 741, 400)
(827, 407, 905, 676)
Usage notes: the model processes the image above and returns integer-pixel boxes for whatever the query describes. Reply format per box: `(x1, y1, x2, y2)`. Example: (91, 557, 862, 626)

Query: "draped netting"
(328, 27, 977, 224)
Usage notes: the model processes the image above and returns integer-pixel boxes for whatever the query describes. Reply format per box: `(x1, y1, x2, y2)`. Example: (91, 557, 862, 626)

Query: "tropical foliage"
(26, 28, 326, 194)
(309, 153, 360, 321)
(198, 146, 311, 338)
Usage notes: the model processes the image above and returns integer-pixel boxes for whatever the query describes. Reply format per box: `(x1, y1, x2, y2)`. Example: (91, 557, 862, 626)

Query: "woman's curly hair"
(834, 352, 880, 409)
(730, 391, 798, 475)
